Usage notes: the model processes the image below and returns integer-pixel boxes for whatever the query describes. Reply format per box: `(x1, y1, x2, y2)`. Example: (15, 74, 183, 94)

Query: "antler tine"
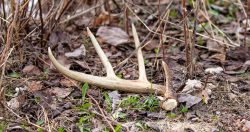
(87, 27, 117, 78)
(132, 23, 148, 82)
(161, 61, 178, 111)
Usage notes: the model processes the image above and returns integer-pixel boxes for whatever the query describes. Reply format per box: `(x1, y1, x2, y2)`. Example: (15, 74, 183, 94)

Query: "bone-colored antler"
(48, 24, 177, 111)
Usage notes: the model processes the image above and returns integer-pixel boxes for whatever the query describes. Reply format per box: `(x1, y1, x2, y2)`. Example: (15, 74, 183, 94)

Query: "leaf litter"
(1, 0, 250, 131)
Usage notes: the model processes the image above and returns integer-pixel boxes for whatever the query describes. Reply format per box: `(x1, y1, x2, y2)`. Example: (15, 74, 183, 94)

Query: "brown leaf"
(49, 87, 73, 98)
(178, 93, 202, 108)
(226, 45, 250, 61)
(96, 26, 130, 46)
(28, 81, 43, 93)
(144, 39, 159, 51)
(65, 45, 86, 58)
(209, 53, 226, 62)
(206, 37, 225, 53)
(22, 65, 41, 75)
(7, 95, 26, 110)
(60, 78, 77, 87)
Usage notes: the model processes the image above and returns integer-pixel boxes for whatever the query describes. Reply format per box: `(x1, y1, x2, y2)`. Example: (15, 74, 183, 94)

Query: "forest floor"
(0, 0, 250, 132)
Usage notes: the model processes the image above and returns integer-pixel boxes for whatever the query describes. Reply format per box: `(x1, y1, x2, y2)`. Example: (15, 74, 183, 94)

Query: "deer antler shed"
(48, 24, 177, 111)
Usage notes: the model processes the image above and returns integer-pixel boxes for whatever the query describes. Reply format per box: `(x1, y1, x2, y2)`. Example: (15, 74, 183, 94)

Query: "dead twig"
(87, 94, 115, 132)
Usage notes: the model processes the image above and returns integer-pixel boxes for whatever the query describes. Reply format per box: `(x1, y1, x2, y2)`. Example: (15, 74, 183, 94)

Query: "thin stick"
(88, 94, 115, 132)
(59, 3, 103, 24)
(37, 0, 44, 47)
(125, 1, 239, 47)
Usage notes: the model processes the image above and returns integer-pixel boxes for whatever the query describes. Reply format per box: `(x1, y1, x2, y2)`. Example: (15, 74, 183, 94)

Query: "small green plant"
(82, 83, 88, 101)
(8, 71, 20, 78)
(154, 48, 159, 54)
(115, 124, 122, 132)
(0, 122, 6, 132)
(167, 112, 177, 118)
(112, 111, 126, 120)
(180, 105, 189, 113)
(197, 36, 204, 45)
(119, 95, 141, 109)
(212, 115, 219, 121)
(116, 72, 123, 78)
(36, 120, 44, 126)
(169, 9, 178, 19)
(37, 128, 42, 132)
(143, 95, 159, 111)
(58, 127, 65, 132)
(144, 59, 149, 64)
(119, 95, 159, 111)
(77, 113, 94, 132)
(208, 9, 219, 16)
(103, 92, 112, 112)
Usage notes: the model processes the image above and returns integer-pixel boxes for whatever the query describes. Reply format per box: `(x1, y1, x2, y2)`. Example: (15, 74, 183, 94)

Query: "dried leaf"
(209, 53, 226, 62)
(23, 65, 41, 75)
(28, 81, 43, 93)
(7, 95, 25, 109)
(96, 26, 129, 46)
(49, 87, 73, 98)
(65, 45, 86, 58)
(178, 93, 202, 108)
(206, 37, 225, 53)
(60, 78, 77, 87)
(182, 79, 202, 93)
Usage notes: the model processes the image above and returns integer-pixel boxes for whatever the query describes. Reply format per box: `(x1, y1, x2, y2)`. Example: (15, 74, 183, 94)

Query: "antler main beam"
(48, 24, 177, 111)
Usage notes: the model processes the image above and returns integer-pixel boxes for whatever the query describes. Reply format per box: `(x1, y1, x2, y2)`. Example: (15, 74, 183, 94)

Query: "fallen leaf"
(93, 13, 116, 26)
(28, 81, 43, 93)
(49, 31, 70, 47)
(144, 39, 159, 51)
(7, 95, 25, 109)
(182, 79, 203, 94)
(205, 67, 223, 74)
(60, 78, 77, 87)
(178, 93, 202, 108)
(209, 53, 226, 62)
(49, 87, 73, 98)
(74, 16, 91, 27)
(65, 45, 86, 58)
(22, 65, 41, 75)
(96, 26, 130, 46)
(226, 45, 250, 62)
(206, 37, 225, 53)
